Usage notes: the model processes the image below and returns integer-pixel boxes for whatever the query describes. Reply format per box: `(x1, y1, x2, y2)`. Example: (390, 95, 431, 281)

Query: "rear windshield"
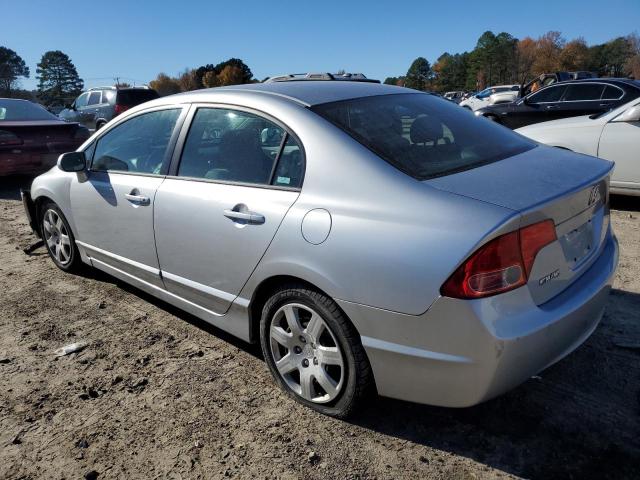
(0, 99, 58, 121)
(116, 89, 159, 106)
(311, 93, 536, 180)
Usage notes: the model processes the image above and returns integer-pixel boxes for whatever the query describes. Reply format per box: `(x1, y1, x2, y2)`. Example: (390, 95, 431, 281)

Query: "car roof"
(558, 77, 640, 89)
(174, 81, 416, 107)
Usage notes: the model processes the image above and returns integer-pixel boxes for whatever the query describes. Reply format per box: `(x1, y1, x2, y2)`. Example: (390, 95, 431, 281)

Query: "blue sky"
(4, 0, 640, 90)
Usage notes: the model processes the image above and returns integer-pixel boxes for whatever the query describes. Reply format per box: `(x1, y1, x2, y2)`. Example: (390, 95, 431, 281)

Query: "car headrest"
(410, 116, 444, 144)
(219, 128, 260, 156)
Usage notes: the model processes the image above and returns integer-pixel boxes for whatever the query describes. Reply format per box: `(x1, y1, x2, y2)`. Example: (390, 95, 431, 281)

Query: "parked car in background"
(459, 85, 520, 110)
(517, 98, 640, 196)
(475, 78, 640, 129)
(0, 98, 89, 176)
(23, 79, 618, 417)
(444, 91, 465, 103)
(520, 71, 598, 99)
(59, 86, 159, 132)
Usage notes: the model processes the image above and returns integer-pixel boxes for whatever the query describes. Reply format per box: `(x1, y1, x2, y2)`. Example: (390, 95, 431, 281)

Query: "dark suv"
(475, 78, 640, 129)
(59, 86, 159, 132)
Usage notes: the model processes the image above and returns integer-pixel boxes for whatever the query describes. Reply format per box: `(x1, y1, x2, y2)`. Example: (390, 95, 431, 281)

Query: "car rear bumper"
(0, 152, 61, 176)
(20, 188, 40, 237)
(337, 231, 619, 407)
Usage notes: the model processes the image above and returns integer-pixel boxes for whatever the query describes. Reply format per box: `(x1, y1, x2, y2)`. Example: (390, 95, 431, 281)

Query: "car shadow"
(0, 174, 36, 200)
(346, 288, 640, 479)
(610, 194, 640, 212)
(70, 263, 640, 479)
(75, 266, 263, 360)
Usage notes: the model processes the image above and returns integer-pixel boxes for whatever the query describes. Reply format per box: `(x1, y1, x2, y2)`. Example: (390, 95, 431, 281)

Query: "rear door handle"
(125, 193, 150, 205)
(545, 105, 558, 110)
(224, 208, 265, 225)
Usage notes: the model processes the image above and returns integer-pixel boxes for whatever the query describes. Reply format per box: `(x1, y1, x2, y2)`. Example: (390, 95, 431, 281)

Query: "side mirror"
(613, 105, 640, 123)
(58, 151, 86, 172)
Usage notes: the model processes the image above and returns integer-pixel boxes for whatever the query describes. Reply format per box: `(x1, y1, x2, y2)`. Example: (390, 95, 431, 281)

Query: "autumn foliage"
(388, 31, 640, 93)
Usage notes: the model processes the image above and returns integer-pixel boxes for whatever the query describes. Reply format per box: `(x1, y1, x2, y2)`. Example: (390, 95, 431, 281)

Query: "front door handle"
(545, 105, 558, 110)
(224, 206, 265, 225)
(125, 193, 150, 205)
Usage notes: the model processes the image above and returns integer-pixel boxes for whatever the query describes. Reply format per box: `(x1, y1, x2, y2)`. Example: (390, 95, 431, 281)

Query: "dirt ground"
(0, 175, 638, 480)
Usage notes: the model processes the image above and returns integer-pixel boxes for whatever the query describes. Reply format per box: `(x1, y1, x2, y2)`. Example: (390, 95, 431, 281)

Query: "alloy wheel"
(269, 303, 345, 404)
(43, 209, 72, 266)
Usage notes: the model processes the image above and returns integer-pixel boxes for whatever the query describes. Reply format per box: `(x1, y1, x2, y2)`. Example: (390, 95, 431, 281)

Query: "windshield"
(0, 99, 59, 121)
(311, 93, 536, 180)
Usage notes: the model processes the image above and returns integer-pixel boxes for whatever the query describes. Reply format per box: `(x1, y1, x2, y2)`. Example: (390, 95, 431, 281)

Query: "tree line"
(148, 59, 255, 96)
(0, 47, 84, 105)
(3, 30, 640, 105)
(385, 31, 640, 92)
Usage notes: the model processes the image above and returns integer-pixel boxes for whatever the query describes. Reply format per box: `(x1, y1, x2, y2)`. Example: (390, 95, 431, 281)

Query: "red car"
(0, 98, 90, 176)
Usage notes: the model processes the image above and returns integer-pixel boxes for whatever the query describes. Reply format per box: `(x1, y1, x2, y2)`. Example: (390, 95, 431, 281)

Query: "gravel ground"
(0, 176, 638, 480)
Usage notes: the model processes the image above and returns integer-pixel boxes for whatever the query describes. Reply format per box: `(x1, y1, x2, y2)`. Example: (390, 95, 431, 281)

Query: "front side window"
(528, 85, 566, 103)
(177, 108, 303, 187)
(92, 108, 181, 174)
(476, 88, 492, 99)
(311, 93, 536, 180)
(562, 84, 605, 101)
(75, 93, 89, 109)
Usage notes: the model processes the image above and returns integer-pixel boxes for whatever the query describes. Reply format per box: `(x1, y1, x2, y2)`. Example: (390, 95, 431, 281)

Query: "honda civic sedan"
(22, 77, 618, 417)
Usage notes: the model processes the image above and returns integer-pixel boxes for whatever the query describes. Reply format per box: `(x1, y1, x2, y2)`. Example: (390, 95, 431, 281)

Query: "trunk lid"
(426, 145, 613, 304)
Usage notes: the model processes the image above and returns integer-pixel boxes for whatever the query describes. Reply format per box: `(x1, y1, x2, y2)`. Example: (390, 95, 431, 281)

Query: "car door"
(556, 83, 606, 120)
(62, 92, 88, 124)
(513, 84, 568, 127)
(70, 106, 185, 287)
(154, 106, 304, 314)
(74, 92, 97, 130)
(598, 103, 640, 190)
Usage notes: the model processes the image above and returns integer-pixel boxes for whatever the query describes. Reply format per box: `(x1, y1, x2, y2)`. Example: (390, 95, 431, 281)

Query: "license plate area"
(559, 218, 595, 270)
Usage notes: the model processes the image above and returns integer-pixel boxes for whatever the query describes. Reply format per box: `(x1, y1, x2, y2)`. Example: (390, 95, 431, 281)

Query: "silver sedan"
(23, 78, 618, 417)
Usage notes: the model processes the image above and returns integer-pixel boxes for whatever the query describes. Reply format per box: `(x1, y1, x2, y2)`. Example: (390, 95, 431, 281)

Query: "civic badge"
(587, 185, 601, 207)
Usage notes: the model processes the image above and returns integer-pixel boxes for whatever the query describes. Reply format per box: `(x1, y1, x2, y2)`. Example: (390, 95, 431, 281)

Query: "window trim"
(166, 103, 306, 191)
(84, 104, 189, 177)
(527, 82, 626, 105)
(526, 85, 567, 104)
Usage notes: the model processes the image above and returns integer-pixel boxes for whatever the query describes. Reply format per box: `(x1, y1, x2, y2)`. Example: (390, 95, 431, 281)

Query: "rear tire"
(95, 121, 106, 131)
(40, 202, 83, 273)
(260, 284, 373, 418)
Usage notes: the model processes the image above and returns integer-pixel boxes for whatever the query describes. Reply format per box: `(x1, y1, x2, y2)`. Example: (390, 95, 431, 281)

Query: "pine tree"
(36, 50, 84, 105)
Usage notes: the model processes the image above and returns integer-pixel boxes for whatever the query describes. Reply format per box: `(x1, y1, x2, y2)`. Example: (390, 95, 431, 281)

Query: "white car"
(517, 98, 640, 196)
(459, 85, 520, 111)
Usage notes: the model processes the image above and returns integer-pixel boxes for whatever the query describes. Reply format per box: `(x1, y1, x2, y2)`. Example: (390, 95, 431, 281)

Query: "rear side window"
(528, 85, 566, 103)
(92, 108, 181, 174)
(311, 93, 535, 181)
(602, 85, 624, 100)
(562, 84, 605, 101)
(177, 107, 303, 188)
(116, 89, 160, 106)
(87, 92, 101, 105)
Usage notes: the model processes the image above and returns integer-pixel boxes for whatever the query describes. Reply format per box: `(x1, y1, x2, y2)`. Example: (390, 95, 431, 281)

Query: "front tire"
(260, 284, 373, 418)
(40, 202, 82, 272)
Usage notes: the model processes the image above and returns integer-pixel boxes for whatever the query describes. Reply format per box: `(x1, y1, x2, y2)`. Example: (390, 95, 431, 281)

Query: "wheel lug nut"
(302, 359, 309, 368)
(313, 357, 318, 365)
(293, 346, 302, 354)
(299, 335, 306, 343)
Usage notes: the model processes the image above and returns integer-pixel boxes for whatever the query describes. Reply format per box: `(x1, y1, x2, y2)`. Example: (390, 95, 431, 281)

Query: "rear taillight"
(0, 129, 23, 146)
(114, 104, 129, 115)
(441, 219, 557, 299)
